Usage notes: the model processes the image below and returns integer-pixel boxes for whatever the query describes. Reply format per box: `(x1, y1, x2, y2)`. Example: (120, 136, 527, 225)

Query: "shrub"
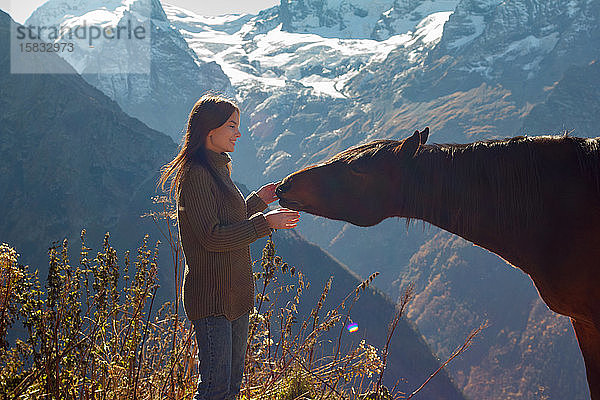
(0, 198, 483, 399)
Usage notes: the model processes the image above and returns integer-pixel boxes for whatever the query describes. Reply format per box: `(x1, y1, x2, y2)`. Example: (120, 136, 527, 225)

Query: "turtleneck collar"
(205, 149, 231, 168)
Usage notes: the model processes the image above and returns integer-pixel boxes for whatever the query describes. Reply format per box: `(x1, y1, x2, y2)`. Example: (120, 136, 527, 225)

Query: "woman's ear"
(207, 128, 215, 141)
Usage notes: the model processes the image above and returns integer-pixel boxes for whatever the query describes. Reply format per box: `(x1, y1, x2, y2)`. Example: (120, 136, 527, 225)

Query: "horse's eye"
(349, 160, 369, 175)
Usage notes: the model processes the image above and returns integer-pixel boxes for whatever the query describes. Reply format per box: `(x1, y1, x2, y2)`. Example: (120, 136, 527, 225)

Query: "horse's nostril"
(276, 180, 291, 195)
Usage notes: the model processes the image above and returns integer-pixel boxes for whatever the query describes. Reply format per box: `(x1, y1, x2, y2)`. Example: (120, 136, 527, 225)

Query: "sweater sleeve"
(245, 191, 269, 217)
(181, 167, 272, 252)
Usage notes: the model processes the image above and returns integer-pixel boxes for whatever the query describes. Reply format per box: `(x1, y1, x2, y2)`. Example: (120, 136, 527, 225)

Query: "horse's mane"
(328, 140, 399, 163)
(407, 135, 600, 233)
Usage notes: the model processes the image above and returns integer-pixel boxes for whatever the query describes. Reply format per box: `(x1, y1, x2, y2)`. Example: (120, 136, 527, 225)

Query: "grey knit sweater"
(177, 150, 271, 321)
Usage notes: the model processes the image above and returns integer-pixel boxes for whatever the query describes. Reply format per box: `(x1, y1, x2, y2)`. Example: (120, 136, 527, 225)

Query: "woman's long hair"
(158, 93, 240, 200)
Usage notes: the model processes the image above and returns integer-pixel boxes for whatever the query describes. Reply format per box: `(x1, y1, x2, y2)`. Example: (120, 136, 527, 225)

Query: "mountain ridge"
(25, 0, 233, 139)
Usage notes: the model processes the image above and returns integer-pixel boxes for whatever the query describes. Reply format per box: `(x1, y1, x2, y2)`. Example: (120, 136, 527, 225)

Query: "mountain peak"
(24, 0, 232, 139)
(278, 0, 461, 40)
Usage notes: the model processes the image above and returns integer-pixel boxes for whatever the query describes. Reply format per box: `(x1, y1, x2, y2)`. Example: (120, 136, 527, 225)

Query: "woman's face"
(205, 110, 241, 153)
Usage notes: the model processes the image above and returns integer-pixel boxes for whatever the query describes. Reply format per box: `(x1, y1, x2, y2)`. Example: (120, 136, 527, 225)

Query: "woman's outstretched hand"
(256, 182, 280, 204)
(265, 208, 300, 230)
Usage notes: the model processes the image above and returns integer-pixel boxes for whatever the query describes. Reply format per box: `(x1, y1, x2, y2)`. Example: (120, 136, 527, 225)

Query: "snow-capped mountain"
(164, 0, 457, 186)
(26, 0, 232, 138)
(330, 0, 600, 148)
(165, 1, 452, 99)
(164, 0, 599, 187)
(278, 0, 461, 40)
(371, 0, 461, 40)
(410, 0, 600, 98)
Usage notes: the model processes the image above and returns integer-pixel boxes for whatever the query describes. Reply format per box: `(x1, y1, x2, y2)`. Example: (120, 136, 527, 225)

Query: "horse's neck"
(400, 143, 542, 270)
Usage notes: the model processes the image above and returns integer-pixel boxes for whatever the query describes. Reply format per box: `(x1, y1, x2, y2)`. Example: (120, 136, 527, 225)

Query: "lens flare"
(346, 323, 359, 333)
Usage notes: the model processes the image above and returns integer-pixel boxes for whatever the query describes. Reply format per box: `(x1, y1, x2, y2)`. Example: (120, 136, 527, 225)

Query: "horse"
(276, 128, 600, 399)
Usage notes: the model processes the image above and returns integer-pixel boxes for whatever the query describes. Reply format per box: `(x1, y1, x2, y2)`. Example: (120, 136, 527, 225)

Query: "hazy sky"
(0, 0, 279, 24)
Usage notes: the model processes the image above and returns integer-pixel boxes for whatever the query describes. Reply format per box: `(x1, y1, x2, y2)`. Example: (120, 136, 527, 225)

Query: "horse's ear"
(420, 127, 429, 145)
(395, 130, 421, 158)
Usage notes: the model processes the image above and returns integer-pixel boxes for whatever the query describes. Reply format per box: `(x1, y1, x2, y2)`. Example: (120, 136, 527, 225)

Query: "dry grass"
(0, 197, 483, 399)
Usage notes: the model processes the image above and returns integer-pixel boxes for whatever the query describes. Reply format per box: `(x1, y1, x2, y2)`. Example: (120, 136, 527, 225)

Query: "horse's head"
(276, 128, 429, 226)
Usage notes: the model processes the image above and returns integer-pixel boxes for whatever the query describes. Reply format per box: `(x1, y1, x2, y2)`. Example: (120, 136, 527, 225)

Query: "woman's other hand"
(265, 208, 300, 230)
(257, 182, 280, 204)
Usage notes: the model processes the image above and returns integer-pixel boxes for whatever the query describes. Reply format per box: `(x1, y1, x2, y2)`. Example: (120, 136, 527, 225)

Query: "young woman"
(158, 94, 299, 399)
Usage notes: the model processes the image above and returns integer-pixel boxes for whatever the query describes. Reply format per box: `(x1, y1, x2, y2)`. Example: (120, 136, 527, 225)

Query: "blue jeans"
(192, 312, 249, 400)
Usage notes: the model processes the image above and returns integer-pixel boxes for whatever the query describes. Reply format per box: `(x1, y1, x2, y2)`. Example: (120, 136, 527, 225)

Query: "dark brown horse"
(276, 128, 600, 399)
